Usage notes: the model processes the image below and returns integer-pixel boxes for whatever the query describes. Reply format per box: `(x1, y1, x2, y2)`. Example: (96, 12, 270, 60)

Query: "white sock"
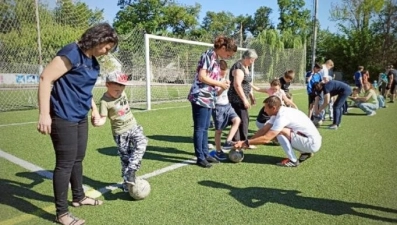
(276, 135, 298, 162)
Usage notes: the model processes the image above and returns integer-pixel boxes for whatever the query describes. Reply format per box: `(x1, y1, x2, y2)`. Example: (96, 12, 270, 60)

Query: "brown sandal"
(55, 212, 85, 225)
(72, 196, 103, 207)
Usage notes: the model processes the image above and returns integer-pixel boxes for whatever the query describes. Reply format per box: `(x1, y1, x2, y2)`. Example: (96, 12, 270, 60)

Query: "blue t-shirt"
(354, 71, 362, 84)
(320, 80, 352, 97)
(307, 73, 322, 94)
(50, 43, 100, 122)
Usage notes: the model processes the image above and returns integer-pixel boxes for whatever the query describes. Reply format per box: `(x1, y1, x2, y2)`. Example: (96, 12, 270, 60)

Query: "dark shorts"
(212, 104, 238, 130)
(390, 80, 397, 93)
(308, 94, 316, 106)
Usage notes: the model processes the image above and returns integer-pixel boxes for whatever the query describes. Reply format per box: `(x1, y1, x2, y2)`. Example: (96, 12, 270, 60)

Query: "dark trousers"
(231, 102, 249, 141)
(333, 92, 351, 126)
(191, 103, 211, 162)
(50, 116, 88, 215)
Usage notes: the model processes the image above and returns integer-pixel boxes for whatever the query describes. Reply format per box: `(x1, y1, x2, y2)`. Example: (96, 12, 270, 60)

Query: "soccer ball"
(128, 178, 151, 200)
(228, 149, 244, 163)
(313, 117, 323, 127)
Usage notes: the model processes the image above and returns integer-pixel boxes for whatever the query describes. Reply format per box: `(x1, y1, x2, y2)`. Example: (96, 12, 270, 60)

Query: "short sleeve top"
(50, 43, 100, 122)
(187, 49, 220, 108)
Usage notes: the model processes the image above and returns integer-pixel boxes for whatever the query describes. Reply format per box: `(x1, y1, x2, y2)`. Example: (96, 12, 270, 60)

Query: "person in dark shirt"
(387, 65, 397, 103)
(353, 66, 364, 92)
(279, 69, 295, 93)
(37, 23, 118, 225)
(313, 80, 352, 130)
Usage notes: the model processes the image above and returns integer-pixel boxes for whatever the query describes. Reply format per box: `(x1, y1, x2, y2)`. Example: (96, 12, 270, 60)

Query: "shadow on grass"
(344, 112, 366, 116)
(0, 172, 55, 223)
(242, 152, 284, 165)
(15, 170, 136, 203)
(199, 180, 397, 223)
(147, 135, 192, 144)
(97, 146, 194, 164)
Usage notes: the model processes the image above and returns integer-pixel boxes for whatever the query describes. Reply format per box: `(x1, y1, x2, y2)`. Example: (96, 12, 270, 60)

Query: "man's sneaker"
(299, 153, 313, 162)
(206, 155, 219, 163)
(124, 170, 136, 185)
(276, 158, 299, 167)
(328, 124, 338, 130)
(222, 141, 234, 150)
(196, 160, 212, 168)
(209, 150, 227, 161)
(367, 111, 376, 116)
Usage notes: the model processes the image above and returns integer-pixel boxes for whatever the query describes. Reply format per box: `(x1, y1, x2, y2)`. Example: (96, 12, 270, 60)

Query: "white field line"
(0, 148, 195, 198)
(0, 121, 37, 127)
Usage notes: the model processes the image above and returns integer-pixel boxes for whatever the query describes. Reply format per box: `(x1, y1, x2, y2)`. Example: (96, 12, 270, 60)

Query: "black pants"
(50, 116, 88, 215)
(231, 102, 249, 141)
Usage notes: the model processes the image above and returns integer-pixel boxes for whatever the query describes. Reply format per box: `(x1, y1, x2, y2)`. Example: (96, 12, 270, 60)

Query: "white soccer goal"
(143, 34, 252, 110)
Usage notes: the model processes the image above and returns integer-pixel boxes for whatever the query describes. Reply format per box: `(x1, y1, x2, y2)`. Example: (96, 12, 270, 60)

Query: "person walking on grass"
(209, 60, 241, 161)
(313, 80, 352, 130)
(187, 35, 238, 168)
(234, 96, 322, 167)
(94, 71, 148, 192)
(37, 23, 118, 225)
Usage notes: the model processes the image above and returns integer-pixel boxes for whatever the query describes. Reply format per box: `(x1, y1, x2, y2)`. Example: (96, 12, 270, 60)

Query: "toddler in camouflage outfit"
(94, 71, 148, 192)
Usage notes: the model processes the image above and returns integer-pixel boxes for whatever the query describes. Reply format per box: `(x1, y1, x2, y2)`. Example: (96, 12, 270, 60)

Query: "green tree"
(113, 0, 200, 35)
(277, 0, 311, 36)
(330, 0, 385, 76)
(0, 0, 105, 71)
(371, 0, 397, 66)
(54, 0, 104, 28)
(247, 6, 274, 37)
(201, 11, 237, 37)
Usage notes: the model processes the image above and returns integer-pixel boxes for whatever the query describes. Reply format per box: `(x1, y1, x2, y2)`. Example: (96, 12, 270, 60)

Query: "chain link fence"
(0, 0, 306, 112)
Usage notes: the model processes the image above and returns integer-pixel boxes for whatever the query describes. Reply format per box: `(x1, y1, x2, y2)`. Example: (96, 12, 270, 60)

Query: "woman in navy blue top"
(313, 80, 352, 130)
(37, 23, 118, 225)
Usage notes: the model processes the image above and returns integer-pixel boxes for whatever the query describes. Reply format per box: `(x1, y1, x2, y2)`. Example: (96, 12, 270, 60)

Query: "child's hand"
(91, 110, 100, 126)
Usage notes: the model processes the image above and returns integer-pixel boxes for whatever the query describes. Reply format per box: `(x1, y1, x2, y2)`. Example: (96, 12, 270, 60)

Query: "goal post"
(144, 34, 252, 110)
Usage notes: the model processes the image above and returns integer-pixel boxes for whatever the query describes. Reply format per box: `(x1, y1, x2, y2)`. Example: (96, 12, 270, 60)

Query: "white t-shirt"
(319, 65, 332, 81)
(267, 106, 321, 139)
(215, 77, 229, 105)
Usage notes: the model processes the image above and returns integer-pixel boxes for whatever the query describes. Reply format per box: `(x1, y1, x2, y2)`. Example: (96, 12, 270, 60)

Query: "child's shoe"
(222, 141, 234, 150)
(124, 170, 136, 185)
(210, 150, 227, 161)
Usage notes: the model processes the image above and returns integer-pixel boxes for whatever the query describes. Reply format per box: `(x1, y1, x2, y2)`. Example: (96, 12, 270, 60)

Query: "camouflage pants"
(113, 125, 148, 180)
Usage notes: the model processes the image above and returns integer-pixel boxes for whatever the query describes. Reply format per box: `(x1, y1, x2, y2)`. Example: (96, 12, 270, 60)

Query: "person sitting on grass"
(234, 96, 322, 167)
(209, 60, 241, 161)
(94, 71, 148, 192)
(349, 82, 379, 116)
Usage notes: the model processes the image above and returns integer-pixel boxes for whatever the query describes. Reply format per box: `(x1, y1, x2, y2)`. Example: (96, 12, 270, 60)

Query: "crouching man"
(234, 96, 322, 167)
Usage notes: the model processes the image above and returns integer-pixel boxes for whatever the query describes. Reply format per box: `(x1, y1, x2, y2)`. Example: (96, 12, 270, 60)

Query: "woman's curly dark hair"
(77, 23, 118, 51)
